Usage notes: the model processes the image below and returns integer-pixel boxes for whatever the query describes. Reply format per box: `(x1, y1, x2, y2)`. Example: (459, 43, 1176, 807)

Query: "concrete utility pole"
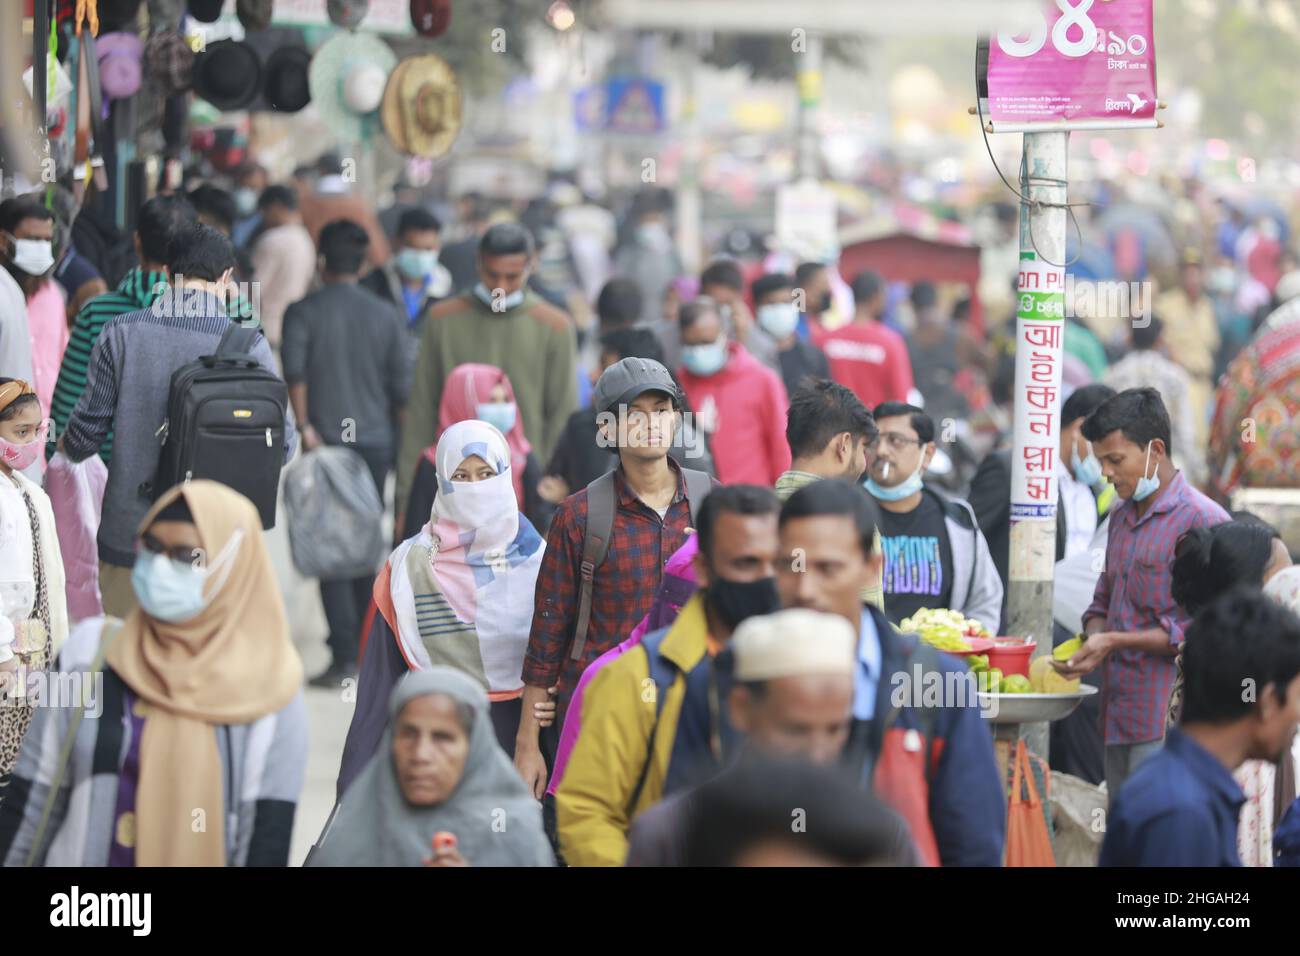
(795, 32, 824, 180)
(1006, 130, 1069, 759)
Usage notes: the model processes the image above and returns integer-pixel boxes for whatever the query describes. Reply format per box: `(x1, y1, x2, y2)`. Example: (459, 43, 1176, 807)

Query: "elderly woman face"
(391, 693, 472, 806)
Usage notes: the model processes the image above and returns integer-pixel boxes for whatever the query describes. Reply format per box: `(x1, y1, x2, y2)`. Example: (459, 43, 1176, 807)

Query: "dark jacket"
(844, 604, 1006, 867)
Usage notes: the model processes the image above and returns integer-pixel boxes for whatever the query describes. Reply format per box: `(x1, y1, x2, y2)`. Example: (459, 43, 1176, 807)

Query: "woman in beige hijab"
(0, 480, 308, 866)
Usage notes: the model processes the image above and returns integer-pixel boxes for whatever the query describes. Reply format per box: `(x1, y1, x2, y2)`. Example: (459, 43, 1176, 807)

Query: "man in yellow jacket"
(554, 485, 781, 866)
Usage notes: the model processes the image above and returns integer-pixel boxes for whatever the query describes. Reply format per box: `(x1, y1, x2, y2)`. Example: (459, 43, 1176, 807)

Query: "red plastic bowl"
(985, 638, 1037, 678)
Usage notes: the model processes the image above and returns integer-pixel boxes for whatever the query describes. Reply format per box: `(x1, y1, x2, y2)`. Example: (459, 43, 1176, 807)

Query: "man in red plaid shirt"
(1054, 388, 1229, 796)
(514, 356, 714, 796)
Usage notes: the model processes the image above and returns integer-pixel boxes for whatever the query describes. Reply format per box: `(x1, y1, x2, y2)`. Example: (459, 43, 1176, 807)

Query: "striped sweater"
(48, 268, 167, 466)
(0, 618, 309, 867)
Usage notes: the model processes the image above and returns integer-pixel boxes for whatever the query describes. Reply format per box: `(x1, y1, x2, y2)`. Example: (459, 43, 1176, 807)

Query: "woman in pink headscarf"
(400, 363, 553, 540)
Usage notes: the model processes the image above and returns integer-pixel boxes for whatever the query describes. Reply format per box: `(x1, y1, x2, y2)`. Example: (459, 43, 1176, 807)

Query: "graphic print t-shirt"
(877, 492, 954, 625)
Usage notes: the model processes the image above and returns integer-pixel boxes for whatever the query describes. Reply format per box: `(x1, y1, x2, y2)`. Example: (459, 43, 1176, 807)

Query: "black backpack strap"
(626, 630, 677, 817)
(681, 468, 713, 527)
(569, 469, 617, 662)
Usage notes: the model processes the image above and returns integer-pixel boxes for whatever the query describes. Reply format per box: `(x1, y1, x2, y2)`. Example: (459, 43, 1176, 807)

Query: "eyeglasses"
(868, 432, 924, 451)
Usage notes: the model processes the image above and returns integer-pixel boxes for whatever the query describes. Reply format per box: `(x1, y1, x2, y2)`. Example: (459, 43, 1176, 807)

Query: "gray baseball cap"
(593, 356, 681, 415)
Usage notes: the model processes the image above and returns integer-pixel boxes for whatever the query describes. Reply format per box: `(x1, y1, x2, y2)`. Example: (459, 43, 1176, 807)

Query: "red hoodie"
(678, 342, 791, 485)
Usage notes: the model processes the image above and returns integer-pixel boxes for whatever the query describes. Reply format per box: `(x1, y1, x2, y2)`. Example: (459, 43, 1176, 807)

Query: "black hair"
(1130, 314, 1164, 351)
(153, 497, 195, 523)
(186, 184, 236, 233)
(1061, 383, 1118, 427)
(779, 479, 881, 559)
(952, 297, 972, 323)
(794, 261, 825, 287)
(1172, 520, 1282, 615)
(315, 152, 343, 177)
(850, 270, 884, 307)
(257, 185, 298, 212)
(751, 272, 794, 304)
(135, 194, 198, 266)
(700, 259, 743, 292)
(599, 327, 667, 368)
(910, 280, 937, 310)
(872, 401, 935, 445)
(682, 757, 913, 867)
(477, 221, 535, 259)
(596, 278, 643, 328)
(318, 219, 370, 275)
(786, 380, 876, 460)
(991, 353, 1017, 407)
(679, 296, 721, 331)
(1081, 387, 1173, 458)
(166, 222, 236, 281)
(1181, 587, 1300, 724)
(695, 484, 780, 563)
(0, 378, 40, 421)
(0, 196, 55, 234)
(397, 207, 442, 238)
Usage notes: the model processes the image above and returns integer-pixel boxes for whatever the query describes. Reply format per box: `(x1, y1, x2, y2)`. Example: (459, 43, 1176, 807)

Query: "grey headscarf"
(309, 668, 554, 867)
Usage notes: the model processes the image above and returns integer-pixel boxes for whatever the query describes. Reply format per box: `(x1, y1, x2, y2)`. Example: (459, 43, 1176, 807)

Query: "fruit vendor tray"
(977, 684, 1099, 725)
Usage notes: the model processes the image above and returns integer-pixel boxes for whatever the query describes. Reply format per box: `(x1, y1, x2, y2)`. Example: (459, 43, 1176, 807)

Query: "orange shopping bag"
(1005, 741, 1056, 867)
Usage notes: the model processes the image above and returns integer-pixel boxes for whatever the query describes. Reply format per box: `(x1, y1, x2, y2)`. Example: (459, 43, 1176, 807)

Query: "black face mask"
(706, 575, 781, 631)
(816, 291, 833, 313)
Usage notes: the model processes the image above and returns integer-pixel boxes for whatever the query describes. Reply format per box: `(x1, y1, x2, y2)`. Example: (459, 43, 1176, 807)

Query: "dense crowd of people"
(0, 163, 1297, 869)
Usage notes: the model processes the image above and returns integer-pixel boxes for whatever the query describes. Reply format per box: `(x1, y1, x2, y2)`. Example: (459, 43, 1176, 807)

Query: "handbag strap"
(24, 620, 121, 867)
(10, 477, 51, 643)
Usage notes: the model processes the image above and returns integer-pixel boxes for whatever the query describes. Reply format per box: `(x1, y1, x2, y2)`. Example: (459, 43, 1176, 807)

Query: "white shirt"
(0, 475, 35, 661)
(1057, 463, 1097, 560)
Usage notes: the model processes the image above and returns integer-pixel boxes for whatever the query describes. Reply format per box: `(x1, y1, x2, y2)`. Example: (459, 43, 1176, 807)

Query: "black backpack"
(145, 324, 287, 528)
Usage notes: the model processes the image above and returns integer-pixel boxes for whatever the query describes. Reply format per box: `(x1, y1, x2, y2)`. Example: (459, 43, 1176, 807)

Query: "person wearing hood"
(336, 420, 547, 800)
(0, 481, 308, 866)
(676, 297, 790, 486)
(312, 668, 553, 867)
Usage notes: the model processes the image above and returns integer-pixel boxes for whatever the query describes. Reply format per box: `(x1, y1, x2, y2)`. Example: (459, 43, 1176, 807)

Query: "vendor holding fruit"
(1052, 389, 1229, 797)
(865, 402, 1003, 631)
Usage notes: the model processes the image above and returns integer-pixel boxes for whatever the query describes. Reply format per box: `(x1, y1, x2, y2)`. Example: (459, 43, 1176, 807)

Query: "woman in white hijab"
(334, 420, 545, 800)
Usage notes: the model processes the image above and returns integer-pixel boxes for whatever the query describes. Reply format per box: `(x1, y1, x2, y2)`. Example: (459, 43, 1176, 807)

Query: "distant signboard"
(983, 0, 1156, 132)
(574, 77, 665, 134)
(775, 180, 838, 262)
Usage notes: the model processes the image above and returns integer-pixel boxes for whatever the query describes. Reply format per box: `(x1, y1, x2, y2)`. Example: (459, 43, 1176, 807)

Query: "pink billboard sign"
(987, 0, 1157, 132)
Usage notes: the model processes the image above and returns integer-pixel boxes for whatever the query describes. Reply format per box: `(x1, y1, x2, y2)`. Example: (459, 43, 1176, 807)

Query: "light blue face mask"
(682, 338, 728, 376)
(395, 247, 438, 281)
(473, 282, 526, 312)
(864, 460, 925, 502)
(1132, 439, 1161, 502)
(1071, 440, 1104, 487)
(757, 303, 799, 339)
(131, 551, 211, 623)
(130, 530, 243, 624)
(476, 401, 517, 435)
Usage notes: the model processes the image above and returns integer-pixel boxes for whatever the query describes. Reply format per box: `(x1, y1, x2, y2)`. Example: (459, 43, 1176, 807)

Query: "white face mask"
(10, 237, 54, 276)
(756, 302, 799, 339)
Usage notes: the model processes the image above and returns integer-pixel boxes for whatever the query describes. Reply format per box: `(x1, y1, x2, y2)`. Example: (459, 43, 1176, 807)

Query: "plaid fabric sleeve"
(522, 499, 582, 689)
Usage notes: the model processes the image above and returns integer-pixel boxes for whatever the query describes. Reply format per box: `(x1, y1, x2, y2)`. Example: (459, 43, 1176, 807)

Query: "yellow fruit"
(1030, 655, 1080, 694)
(1053, 636, 1084, 662)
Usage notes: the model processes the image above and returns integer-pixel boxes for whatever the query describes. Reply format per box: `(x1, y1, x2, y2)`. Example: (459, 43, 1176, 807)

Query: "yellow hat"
(380, 53, 462, 159)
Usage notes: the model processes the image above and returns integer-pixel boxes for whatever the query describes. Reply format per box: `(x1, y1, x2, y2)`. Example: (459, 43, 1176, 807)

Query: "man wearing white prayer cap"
(625, 609, 914, 865)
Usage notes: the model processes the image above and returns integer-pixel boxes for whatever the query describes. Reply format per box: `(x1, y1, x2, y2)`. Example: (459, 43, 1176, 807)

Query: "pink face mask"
(0, 425, 47, 471)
